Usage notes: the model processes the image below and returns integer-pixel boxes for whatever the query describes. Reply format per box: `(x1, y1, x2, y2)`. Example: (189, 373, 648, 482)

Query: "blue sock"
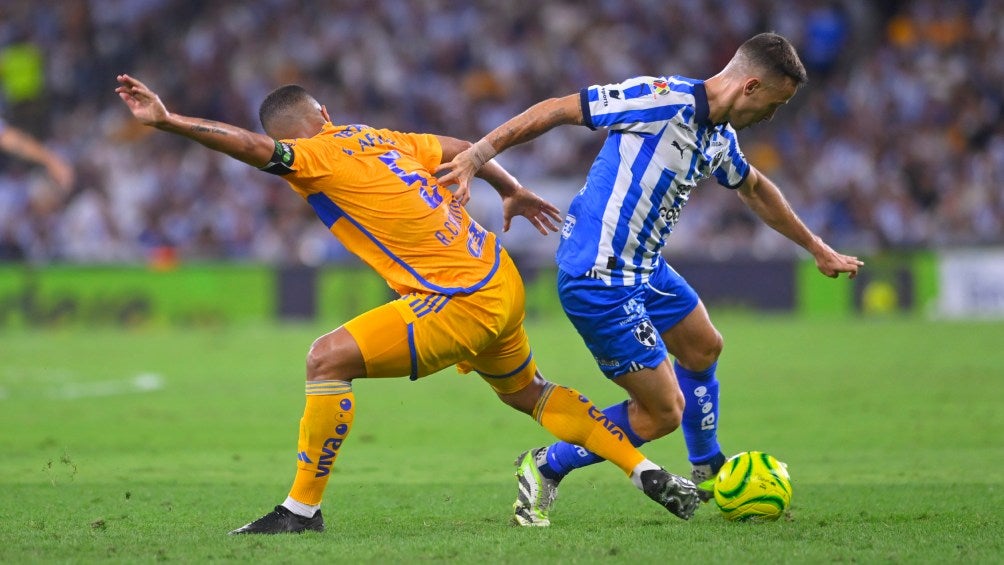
(541, 400, 646, 480)
(675, 360, 722, 465)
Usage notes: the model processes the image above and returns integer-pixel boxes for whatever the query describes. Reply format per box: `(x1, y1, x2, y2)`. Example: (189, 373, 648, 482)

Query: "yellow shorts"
(342, 249, 536, 394)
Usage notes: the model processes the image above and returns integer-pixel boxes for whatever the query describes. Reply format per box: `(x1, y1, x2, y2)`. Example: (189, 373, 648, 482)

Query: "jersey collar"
(693, 81, 712, 126)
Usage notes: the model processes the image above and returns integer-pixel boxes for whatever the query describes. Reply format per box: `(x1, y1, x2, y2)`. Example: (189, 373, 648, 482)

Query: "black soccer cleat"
(229, 505, 325, 535)
(639, 469, 700, 520)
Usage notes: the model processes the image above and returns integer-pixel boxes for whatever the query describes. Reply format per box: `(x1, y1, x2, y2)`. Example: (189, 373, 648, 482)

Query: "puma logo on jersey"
(671, 140, 687, 159)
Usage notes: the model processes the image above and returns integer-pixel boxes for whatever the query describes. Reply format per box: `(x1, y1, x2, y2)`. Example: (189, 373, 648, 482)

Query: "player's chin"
(734, 118, 756, 130)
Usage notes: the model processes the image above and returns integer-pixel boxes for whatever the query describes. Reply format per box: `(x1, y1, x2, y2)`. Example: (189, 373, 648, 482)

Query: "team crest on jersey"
(652, 79, 671, 96)
(632, 319, 658, 347)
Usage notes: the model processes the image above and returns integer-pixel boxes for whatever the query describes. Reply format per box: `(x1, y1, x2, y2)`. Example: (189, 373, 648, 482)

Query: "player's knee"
(678, 329, 724, 370)
(496, 375, 545, 415)
(305, 339, 333, 380)
(497, 391, 530, 414)
(637, 391, 684, 439)
(655, 392, 685, 436)
(305, 333, 363, 381)
(706, 330, 724, 363)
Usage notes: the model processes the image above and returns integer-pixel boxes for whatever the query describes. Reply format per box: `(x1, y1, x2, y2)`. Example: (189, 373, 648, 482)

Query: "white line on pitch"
(49, 373, 166, 400)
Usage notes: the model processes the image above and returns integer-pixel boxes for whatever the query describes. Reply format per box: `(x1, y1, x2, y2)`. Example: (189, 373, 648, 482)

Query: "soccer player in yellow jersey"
(115, 73, 699, 534)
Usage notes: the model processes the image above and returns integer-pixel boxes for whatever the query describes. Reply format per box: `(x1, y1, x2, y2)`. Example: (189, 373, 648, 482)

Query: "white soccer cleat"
(512, 447, 560, 527)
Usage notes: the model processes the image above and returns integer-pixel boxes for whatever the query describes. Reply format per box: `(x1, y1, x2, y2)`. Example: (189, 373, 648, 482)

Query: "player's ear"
(320, 105, 331, 122)
(743, 78, 760, 96)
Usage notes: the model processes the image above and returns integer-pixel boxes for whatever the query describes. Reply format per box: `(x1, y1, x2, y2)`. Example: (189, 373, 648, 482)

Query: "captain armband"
(259, 140, 295, 175)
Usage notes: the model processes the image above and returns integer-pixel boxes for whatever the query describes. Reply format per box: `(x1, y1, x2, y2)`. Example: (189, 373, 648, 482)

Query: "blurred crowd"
(0, 0, 1001, 265)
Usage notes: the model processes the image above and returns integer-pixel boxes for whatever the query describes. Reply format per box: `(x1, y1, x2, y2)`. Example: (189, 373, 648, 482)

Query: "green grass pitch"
(2, 313, 1002, 563)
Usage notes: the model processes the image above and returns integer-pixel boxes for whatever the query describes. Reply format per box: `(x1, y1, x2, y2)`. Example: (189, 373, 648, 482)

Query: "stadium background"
(0, 0, 1002, 324)
(2, 2, 1003, 561)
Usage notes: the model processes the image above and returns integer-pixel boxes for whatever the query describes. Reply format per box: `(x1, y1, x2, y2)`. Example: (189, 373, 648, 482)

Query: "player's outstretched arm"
(437, 135, 561, 235)
(115, 74, 274, 168)
(437, 93, 582, 197)
(0, 125, 74, 191)
(737, 166, 864, 279)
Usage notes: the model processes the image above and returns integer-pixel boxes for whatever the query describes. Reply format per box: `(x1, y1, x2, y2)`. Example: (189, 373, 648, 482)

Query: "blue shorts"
(557, 262, 699, 378)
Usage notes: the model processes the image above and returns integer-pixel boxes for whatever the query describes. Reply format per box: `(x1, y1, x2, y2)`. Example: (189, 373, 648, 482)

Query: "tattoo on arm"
(190, 123, 228, 135)
(546, 107, 567, 123)
(497, 125, 520, 146)
(496, 102, 573, 147)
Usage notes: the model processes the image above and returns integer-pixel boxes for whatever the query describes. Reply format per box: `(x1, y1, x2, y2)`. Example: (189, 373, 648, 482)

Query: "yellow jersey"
(264, 123, 499, 296)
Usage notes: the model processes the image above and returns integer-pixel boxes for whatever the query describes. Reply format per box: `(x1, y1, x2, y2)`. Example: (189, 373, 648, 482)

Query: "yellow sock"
(533, 383, 644, 476)
(288, 380, 354, 505)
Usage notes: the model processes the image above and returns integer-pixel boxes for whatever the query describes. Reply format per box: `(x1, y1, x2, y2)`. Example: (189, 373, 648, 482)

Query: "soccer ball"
(713, 451, 792, 521)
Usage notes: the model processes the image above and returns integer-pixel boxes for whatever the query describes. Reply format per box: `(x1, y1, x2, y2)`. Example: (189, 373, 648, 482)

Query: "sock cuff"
(305, 380, 352, 395)
(282, 495, 321, 518)
(673, 360, 717, 381)
(532, 383, 558, 423)
(610, 400, 647, 446)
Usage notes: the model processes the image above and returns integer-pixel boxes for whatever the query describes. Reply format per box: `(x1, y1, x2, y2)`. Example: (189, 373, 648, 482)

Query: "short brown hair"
(737, 32, 808, 85)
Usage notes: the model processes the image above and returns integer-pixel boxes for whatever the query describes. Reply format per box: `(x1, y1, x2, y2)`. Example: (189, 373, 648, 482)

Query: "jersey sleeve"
(712, 126, 751, 189)
(261, 136, 329, 197)
(580, 76, 686, 134)
(374, 129, 443, 172)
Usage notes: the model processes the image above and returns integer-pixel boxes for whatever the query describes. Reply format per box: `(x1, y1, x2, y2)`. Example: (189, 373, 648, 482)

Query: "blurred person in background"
(115, 73, 703, 534)
(2, 0, 1000, 263)
(0, 116, 74, 191)
(440, 32, 863, 527)
(0, 115, 74, 260)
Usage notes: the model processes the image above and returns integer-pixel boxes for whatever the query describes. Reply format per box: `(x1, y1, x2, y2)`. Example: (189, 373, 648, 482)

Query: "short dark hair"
(738, 32, 808, 85)
(258, 84, 314, 133)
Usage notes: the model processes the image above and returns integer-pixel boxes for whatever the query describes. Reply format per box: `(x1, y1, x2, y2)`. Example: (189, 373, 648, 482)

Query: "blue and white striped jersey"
(556, 75, 751, 286)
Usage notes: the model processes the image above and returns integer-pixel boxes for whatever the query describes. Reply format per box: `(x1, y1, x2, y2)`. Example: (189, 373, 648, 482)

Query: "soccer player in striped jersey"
(439, 32, 863, 526)
(115, 74, 701, 534)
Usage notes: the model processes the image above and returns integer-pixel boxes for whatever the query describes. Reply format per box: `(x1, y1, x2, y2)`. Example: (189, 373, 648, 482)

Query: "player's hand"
(451, 178, 472, 206)
(436, 149, 479, 203)
(115, 74, 169, 127)
(501, 187, 562, 235)
(813, 240, 864, 279)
